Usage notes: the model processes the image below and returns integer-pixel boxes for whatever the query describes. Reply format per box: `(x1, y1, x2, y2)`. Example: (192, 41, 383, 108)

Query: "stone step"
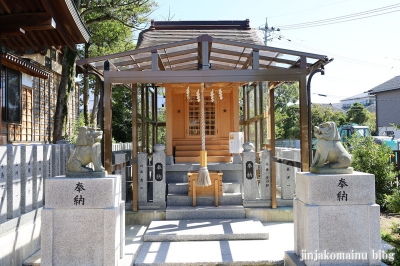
(167, 193, 242, 206)
(135, 239, 283, 266)
(143, 219, 269, 242)
(175, 150, 230, 157)
(168, 182, 241, 194)
(175, 156, 232, 163)
(166, 205, 245, 220)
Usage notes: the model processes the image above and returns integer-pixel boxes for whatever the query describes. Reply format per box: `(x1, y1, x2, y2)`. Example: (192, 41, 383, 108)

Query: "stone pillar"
(41, 174, 124, 266)
(21, 145, 33, 213)
(51, 144, 60, 177)
(152, 144, 166, 210)
(43, 145, 52, 180)
(0, 146, 7, 223)
(275, 147, 282, 187)
(137, 152, 148, 208)
(280, 149, 295, 200)
(7, 145, 21, 219)
(32, 145, 44, 209)
(242, 142, 260, 207)
(291, 171, 381, 266)
(113, 151, 129, 201)
(259, 149, 271, 200)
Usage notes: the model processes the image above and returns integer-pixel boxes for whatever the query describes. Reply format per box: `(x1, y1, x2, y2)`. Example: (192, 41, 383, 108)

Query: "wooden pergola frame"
(77, 34, 331, 210)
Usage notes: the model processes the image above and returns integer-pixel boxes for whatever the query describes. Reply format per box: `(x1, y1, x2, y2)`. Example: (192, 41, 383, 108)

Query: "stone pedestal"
(41, 175, 125, 266)
(292, 171, 381, 266)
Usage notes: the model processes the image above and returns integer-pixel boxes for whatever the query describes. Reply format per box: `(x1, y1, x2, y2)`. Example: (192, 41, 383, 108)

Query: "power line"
(277, 3, 400, 30)
(272, 35, 400, 70)
(269, 0, 350, 19)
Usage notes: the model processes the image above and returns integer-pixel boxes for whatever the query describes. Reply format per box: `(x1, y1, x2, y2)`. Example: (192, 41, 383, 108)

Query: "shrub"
(347, 136, 397, 207)
(386, 189, 400, 213)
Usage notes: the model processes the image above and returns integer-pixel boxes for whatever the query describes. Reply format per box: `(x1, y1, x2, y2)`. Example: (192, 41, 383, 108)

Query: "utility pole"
(258, 18, 280, 46)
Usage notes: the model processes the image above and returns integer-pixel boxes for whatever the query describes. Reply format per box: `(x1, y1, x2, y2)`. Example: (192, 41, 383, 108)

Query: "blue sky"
(142, 0, 400, 104)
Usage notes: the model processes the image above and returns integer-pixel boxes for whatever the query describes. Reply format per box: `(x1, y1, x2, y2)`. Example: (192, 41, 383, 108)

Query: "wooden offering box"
(188, 171, 223, 206)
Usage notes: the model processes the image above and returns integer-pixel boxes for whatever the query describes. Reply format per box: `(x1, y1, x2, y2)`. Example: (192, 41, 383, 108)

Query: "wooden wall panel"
(218, 91, 232, 138)
(172, 92, 185, 139)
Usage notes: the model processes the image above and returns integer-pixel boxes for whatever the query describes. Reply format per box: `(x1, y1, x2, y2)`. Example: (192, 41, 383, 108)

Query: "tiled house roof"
(368, 75, 400, 94)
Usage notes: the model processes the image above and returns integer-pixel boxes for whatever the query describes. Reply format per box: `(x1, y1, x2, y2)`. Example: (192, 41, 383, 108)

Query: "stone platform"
(41, 175, 124, 266)
(143, 219, 269, 242)
(291, 171, 381, 266)
(135, 220, 291, 266)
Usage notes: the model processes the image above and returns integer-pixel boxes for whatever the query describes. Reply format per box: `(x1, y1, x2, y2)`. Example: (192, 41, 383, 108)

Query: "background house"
(340, 92, 375, 111)
(368, 75, 400, 136)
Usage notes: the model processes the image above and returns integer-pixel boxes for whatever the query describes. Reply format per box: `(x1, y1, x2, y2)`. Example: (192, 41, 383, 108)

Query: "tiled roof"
(313, 103, 345, 113)
(137, 20, 264, 49)
(368, 75, 400, 94)
(2, 53, 49, 79)
(77, 20, 329, 72)
(341, 92, 372, 101)
(366, 104, 376, 113)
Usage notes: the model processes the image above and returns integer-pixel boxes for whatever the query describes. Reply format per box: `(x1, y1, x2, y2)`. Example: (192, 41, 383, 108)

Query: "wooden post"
(299, 74, 309, 171)
(104, 77, 112, 173)
(214, 179, 219, 207)
(192, 180, 196, 207)
(0, 53, 2, 142)
(132, 84, 138, 211)
(268, 86, 277, 209)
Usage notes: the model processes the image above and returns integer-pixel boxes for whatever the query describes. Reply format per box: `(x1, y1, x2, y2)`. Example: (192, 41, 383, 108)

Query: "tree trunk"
(52, 46, 76, 143)
(83, 43, 90, 125)
(90, 76, 100, 127)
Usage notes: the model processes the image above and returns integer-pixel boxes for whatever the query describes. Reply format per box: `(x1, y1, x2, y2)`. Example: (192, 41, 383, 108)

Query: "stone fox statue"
(311, 121, 352, 169)
(67, 126, 104, 172)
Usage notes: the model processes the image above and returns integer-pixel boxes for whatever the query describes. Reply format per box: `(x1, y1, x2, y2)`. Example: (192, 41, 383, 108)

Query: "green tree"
(274, 83, 300, 139)
(112, 85, 134, 143)
(53, 0, 157, 142)
(364, 111, 376, 135)
(311, 104, 346, 128)
(347, 135, 397, 207)
(346, 102, 369, 125)
(311, 104, 346, 138)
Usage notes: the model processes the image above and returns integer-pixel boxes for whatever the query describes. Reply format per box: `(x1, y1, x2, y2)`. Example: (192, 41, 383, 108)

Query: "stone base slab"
(296, 171, 375, 205)
(41, 201, 124, 266)
(310, 166, 353, 175)
(45, 175, 121, 209)
(41, 175, 124, 266)
(144, 219, 269, 242)
(294, 198, 381, 265)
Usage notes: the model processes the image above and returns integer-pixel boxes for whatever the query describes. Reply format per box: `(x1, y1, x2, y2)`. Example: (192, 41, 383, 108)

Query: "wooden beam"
(39, 0, 76, 50)
(159, 48, 198, 59)
(76, 38, 198, 66)
(0, 28, 25, 37)
(241, 52, 253, 70)
(0, 13, 56, 31)
(104, 69, 306, 84)
(158, 54, 166, 71)
(214, 37, 328, 60)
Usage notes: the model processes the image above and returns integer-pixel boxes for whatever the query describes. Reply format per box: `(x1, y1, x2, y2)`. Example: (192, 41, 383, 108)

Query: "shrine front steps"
(142, 219, 269, 242)
(174, 155, 232, 163)
(168, 182, 240, 194)
(166, 205, 245, 220)
(134, 219, 286, 266)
